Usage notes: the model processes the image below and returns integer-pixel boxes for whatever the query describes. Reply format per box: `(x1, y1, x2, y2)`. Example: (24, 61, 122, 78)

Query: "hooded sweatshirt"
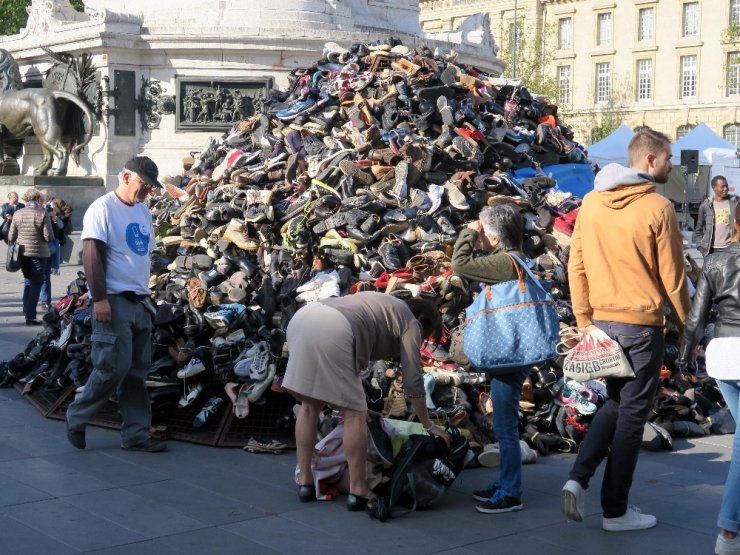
(568, 163, 690, 330)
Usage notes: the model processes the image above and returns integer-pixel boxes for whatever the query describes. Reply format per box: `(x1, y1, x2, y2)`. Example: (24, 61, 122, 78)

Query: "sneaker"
(561, 479, 585, 522)
(475, 489, 523, 514)
(248, 341, 271, 380)
(193, 396, 224, 429)
(122, 438, 168, 452)
(716, 532, 740, 555)
(472, 482, 501, 502)
(520, 440, 538, 464)
(602, 505, 657, 532)
(477, 443, 500, 468)
(177, 357, 206, 379)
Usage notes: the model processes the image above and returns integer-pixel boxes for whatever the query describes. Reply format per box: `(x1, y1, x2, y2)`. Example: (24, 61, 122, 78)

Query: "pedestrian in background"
(0, 191, 24, 241)
(676, 209, 740, 555)
(38, 189, 65, 311)
(7, 188, 53, 325)
(561, 129, 690, 531)
(694, 175, 739, 256)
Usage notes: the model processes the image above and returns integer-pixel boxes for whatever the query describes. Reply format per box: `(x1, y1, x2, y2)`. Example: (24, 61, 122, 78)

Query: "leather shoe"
(298, 484, 315, 503)
(25, 319, 42, 326)
(346, 493, 369, 511)
(122, 438, 167, 452)
(67, 425, 86, 450)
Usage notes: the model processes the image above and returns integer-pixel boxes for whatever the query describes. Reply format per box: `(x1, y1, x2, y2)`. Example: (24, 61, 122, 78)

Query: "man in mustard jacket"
(560, 129, 690, 532)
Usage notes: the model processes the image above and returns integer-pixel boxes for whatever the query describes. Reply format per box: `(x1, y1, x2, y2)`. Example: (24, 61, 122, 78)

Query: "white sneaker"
(477, 443, 500, 468)
(561, 479, 585, 522)
(520, 440, 538, 464)
(715, 532, 740, 555)
(177, 357, 206, 379)
(602, 505, 657, 532)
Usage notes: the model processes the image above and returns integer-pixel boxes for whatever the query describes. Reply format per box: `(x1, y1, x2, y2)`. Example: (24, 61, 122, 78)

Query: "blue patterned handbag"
(462, 253, 560, 372)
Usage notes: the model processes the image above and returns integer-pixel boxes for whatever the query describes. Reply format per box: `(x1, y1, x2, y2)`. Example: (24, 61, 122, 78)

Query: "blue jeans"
(20, 256, 49, 320)
(568, 320, 664, 518)
(490, 367, 529, 498)
(39, 240, 59, 305)
(717, 379, 740, 533)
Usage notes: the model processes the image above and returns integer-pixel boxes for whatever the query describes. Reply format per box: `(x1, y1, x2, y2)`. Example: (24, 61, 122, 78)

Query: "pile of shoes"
(0, 38, 731, 451)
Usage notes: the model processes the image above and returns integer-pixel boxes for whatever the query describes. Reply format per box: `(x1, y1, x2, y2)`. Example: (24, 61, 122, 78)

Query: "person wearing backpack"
(451, 203, 530, 514)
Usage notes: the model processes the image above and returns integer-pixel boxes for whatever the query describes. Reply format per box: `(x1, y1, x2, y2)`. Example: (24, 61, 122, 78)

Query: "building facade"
(420, 0, 740, 145)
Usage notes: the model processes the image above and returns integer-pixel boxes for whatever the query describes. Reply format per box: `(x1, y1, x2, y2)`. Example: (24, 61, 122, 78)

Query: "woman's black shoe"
(25, 319, 42, 326)
(346, 494, 369, 511)
(298, 484, 316, 503)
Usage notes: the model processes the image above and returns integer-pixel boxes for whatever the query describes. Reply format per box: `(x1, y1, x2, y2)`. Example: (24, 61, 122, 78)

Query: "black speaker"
(681, 149, 699, 174)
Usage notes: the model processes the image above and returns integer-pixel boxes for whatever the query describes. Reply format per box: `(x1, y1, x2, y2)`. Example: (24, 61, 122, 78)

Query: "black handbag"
(6, 242, 21, 272)
(0, 218, 10, 241)
(368, 425, 468, 521)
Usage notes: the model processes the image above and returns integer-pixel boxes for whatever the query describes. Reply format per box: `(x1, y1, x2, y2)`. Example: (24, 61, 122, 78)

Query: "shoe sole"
(561, 489, 584, 522)
(475, 503, 523, 514)
(602, 518, 657, 532)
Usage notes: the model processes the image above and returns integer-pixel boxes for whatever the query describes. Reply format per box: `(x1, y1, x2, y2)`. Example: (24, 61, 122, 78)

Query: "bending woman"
(283, 291, 450, 510)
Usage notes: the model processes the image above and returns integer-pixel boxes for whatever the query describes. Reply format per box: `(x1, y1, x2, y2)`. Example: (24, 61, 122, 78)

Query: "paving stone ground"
(0, 235, 730, 554)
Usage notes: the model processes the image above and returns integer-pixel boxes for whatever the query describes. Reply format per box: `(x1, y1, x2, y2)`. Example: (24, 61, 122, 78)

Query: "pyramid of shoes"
(3, 39, 731, 451)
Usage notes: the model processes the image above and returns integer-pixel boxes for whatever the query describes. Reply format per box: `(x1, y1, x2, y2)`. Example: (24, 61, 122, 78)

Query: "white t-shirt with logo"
(81, 191, 154, 295)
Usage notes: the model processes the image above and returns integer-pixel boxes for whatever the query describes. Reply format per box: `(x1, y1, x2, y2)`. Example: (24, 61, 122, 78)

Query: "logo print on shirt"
(126, 223, 149, 256)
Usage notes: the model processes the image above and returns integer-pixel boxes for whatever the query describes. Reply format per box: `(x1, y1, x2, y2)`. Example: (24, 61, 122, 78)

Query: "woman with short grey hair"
(8, 188, 54, 325)
(451, 202, 530, 515)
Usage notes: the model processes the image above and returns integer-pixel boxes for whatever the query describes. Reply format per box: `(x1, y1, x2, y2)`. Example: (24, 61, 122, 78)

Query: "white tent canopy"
(586, 124, 634, 167)
(671, 123, 737, 165)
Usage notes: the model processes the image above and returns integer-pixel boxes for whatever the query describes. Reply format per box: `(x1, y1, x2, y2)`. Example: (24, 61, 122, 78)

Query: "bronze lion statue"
(0, 49, 93, 176)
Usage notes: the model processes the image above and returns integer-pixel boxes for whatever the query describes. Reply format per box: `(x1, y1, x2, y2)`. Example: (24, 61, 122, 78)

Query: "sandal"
(243, 437, 287, 455)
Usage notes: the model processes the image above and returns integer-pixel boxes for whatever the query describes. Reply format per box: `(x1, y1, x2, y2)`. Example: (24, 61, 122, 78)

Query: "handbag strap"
(504, 252, 550, 295)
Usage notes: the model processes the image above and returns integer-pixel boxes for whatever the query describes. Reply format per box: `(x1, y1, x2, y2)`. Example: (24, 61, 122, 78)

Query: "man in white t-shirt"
(66, 156, 166, 452)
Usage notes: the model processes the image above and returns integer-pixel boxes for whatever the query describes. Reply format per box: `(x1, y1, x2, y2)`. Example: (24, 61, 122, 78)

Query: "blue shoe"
(276, 98, 318, 121)
(475, 489, 523, 514)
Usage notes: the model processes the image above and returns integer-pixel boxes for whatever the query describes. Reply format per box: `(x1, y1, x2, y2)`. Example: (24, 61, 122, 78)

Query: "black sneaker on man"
(475, 490, 523, 514)
(472, 482, 501, 502)
(122, 438, 168, 452)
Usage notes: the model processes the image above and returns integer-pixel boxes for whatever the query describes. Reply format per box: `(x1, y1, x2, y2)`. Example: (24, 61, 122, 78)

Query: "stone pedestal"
(0, 175, 104, 230)
(0, 0, 503, 183)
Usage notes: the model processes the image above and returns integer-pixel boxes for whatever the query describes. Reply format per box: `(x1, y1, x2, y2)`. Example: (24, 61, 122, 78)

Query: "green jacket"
(451, 228, 522, 284)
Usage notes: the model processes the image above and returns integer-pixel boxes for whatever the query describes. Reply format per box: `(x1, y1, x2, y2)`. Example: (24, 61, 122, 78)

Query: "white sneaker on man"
(561, 479, 585, 522)
(602, 505, 657, 532)
(715, 532, 740, 555)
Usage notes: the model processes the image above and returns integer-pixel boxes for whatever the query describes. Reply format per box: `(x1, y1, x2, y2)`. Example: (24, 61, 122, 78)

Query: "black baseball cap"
(124, 156, 161, 188)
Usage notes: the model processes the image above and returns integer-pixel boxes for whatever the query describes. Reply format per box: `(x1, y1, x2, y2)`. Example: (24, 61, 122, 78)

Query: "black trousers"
(568, 320, 664, 518)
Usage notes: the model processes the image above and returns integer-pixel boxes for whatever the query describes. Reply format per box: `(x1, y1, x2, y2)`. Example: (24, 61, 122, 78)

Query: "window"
(724, 123, 740, 146)
(558, 17, 573, 49)
(597, 13, 612, 45)
(558, 66, 572, 104)
(637, 59, 653, 100)
(638, 8, 654, 41)
(732, 0, 740, 24)
(677, 124, 693, 139)
(728, 52, 740, 94)
(681, 55, 697, 97)
(596, 62, 611, 102)
(683, 3, 699, 36)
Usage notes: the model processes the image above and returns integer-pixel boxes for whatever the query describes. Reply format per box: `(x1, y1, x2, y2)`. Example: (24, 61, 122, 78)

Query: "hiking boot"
(122, 438, 168, 452)
(472, 482, 501, 502)
(602, 506, 657, 532)
(561, 479, 585, 522)
(475, 490, 523, 514)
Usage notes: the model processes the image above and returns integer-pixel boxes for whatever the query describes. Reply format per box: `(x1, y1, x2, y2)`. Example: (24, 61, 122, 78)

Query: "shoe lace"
(488, 488, 508, 504)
